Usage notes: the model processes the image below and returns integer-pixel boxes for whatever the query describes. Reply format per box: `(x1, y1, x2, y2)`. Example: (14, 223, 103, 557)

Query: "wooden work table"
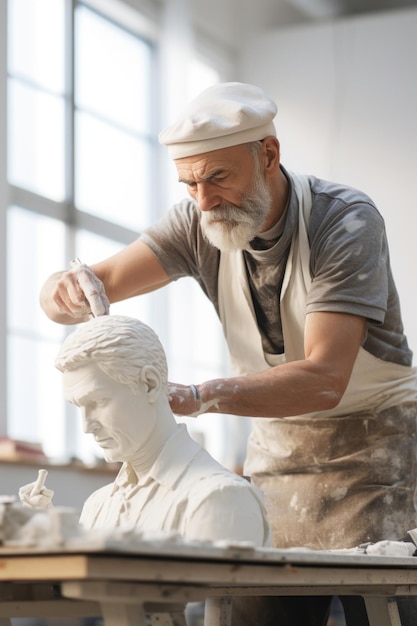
(0, 541, 416, 625)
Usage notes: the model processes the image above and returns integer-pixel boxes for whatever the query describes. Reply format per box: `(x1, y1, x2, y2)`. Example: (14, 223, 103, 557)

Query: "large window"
(4, 0, 231, 465)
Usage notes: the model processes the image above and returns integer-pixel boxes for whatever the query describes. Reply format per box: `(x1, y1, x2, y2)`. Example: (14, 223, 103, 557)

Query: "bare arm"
(169, 311, 366, 418)
(39, 240, 171, 324)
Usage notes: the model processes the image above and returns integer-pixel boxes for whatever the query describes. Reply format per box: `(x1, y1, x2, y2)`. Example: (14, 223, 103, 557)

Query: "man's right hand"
(69, 259, 110, 318)
(40, 262, 110, 323)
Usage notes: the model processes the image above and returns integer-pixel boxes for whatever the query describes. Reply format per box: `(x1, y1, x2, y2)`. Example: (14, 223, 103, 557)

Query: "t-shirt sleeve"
(307, 201, 389, 324)
(140, 198, 203, 280)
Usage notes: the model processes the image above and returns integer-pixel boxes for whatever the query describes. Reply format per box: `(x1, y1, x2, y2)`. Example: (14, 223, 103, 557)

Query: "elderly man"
(21, 315, 270, 547)
(39, 82, 417, 625)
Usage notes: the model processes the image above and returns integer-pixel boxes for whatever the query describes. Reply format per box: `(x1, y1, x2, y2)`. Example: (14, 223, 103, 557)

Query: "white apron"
(218, 172, 417, 549)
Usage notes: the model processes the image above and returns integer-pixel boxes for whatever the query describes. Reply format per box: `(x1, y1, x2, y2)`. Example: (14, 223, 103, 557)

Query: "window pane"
(8, 0, 65, 93)
(168, 278, 225, 377)
(8, 79, 65, 201)
(8, 334, 65, 458)
(7, 207, 67, 456)
(75, 111, 152, 230)
(7, 206, 66, 339)
(167, 278, 228, 463)
(75, 5, 152, 133)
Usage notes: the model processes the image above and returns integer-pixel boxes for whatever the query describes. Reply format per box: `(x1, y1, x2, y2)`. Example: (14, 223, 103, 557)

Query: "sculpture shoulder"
(183, 472, 272, 547)
(79, 482, 115, 528)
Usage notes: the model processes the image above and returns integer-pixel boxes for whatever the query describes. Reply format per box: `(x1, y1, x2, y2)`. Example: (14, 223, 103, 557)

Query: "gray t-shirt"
(141, 168, 412, 367)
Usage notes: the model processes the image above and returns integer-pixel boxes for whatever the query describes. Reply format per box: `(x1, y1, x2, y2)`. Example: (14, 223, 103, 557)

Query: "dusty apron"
(218, 173, 417, 550)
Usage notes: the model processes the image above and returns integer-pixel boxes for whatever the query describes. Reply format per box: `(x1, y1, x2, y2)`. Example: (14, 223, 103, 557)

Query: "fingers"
(22, 491, 54, 510)
(54, 271, 91, 317)
(53, 261, 109, 319)
(76, 265, 110, 317)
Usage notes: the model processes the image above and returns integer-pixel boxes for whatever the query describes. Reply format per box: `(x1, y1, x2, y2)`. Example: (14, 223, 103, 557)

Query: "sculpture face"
(63, 362, 154, 463)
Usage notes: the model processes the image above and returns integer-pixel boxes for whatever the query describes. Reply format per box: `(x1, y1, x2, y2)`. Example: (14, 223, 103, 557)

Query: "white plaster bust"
(20, 315, 271, 546)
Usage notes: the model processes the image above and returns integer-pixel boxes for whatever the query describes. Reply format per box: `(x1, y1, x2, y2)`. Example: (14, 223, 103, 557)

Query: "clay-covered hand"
(19, 469, 55, 510)
(168, 382, 202, 417)
(70, 259, 110, 318)
(53, 260, 110, 320)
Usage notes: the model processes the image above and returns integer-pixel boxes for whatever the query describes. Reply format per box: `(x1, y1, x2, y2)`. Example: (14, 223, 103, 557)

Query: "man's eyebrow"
(178, 169, 226, 185)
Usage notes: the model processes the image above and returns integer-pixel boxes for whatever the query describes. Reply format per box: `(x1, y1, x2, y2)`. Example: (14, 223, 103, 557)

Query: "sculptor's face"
(176, 144, 272, 251)
(63, 362, 153, 463)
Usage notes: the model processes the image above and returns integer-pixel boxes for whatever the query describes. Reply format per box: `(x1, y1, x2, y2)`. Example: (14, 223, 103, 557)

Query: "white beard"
(200, 172, 272, 251)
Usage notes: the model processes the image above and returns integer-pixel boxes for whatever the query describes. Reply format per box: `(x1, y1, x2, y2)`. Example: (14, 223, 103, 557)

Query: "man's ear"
(262, 135, 280, 172)
(140, 365, 161, 403)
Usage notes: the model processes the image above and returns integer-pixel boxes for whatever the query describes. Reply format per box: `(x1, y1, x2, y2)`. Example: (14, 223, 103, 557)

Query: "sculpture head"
(55, 315, 168, 394)
(55, 315, 174, 464)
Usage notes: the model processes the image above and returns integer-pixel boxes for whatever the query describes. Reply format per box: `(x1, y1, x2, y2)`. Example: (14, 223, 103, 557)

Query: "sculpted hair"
(55, 315, 169, 393)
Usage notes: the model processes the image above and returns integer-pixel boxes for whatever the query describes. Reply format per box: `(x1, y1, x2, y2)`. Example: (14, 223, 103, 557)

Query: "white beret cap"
(159, 82, 277, 159)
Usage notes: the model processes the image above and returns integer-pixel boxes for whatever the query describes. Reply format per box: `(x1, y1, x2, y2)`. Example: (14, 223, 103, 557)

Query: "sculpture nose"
(82, 409, 99, 434)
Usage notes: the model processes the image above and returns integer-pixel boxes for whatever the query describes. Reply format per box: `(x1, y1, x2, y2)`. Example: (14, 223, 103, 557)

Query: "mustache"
(202, 202, 255, 226)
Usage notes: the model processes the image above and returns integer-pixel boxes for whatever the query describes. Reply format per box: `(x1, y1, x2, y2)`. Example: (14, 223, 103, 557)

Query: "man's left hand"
(168, 382, 202, 417)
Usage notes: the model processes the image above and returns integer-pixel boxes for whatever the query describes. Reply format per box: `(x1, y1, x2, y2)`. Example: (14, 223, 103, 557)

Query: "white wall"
(240, 7, 417, 357)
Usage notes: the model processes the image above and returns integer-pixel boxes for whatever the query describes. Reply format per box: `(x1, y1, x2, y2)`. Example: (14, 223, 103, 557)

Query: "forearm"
(170, 360, 345, 419)
(170, 312, 365, 419)
(202, 362, 343, 418)
(39, 242, 170, 324)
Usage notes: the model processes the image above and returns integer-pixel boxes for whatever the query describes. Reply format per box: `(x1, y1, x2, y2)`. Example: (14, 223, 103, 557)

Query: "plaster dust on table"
(0, 500, 81, 547)
(2, 499, 417, 564)
(0, 499, 262, 555)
